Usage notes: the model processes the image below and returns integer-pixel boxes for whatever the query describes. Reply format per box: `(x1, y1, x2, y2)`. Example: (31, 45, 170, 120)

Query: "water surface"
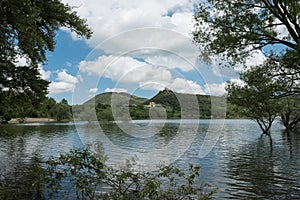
(0, 120, 299, 199)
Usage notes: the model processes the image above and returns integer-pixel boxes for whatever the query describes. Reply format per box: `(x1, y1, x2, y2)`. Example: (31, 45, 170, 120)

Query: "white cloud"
(62, 0, 237, 99)
(62, 0, 195, 42)
(78, 55, 172, 84)
(14, 55, 29, 67)
(49, 69, 82, 94)
(274, 19, 290, 40)
(144, 54, 194, 72)
(170, 12, 194, 36)
(62, 0, 199, 73)
(38, 66, 51, 80)
(139, 82, 166, 91)
(229, 78, 245, 86)
(105, 88, 128, 93)
(204, 83, 226, 96)
(89, 87, 98, 93)
(49, 82, 76, 94)
(245, 50, 267, 68)
(168, 78, 205, 95)
(56, 69, 79, 84)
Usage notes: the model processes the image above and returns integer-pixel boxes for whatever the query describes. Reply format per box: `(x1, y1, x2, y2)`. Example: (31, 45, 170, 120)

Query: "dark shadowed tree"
(0, 0, 92, 122)
(280, 95, 300, 131)
(49, 98, 72, 122)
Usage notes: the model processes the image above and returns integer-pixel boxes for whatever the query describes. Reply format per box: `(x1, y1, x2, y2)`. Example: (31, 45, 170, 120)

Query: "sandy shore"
(8, 117, 55, 123)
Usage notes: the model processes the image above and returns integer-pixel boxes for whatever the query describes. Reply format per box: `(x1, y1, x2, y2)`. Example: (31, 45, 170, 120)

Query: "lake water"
(0, 119, 300, 199)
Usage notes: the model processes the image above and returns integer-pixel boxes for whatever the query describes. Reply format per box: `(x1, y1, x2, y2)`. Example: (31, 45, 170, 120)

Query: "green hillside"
(145, 88, 227, 119)
(73, 89, 243, 121)
(83, 92, 148, 106)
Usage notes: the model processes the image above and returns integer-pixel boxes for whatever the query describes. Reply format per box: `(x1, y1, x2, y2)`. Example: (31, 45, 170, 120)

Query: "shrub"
(35, 144, 215, 199)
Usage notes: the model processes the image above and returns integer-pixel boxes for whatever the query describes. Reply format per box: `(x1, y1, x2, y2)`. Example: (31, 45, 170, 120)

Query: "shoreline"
(8, 117, 55, 124)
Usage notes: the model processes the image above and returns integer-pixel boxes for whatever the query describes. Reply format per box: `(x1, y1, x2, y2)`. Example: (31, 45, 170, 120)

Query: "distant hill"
(83, 92, 148, 106)
(74, 88, 242, 121)
(145, 88, 227, 118)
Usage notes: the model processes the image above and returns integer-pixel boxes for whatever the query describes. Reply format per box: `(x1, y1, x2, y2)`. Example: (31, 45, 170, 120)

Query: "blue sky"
(42, 0, 245, 105)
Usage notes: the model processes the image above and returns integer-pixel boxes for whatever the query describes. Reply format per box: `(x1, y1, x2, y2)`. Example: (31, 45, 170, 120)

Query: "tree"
(49, 99, 72, 122)
(193, 0, 300, 67)
(0, 0, 92, 121)
(280, 95, 300, 131)
(193, 1, 300, 132)
(226, 64, 285, 134)
(96, 103, 114, 122)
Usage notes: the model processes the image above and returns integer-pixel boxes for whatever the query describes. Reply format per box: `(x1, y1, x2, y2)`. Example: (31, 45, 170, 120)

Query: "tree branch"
(262, 0, 299, 43)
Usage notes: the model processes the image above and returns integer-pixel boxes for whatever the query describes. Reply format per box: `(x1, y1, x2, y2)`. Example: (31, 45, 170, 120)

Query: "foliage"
(0, 0, 92, 66)
(74, 88, 266, 122)
(96, 103, 114, 121)
(193, 0, 300, 131)
(129, 105, 150, 120)
(226, 64, 286, 134)
(0, 0, 92, 121)
(280, 95, 300, 131)
(74, 90, 235, 121)
(193, 0, 300, 67)
(36, 145, 215, 200)
(84, 92, 148, 107)
(0, 66, 49, 122)
(261, 50, 300, 88)
(0, 96, 73, 123)
(49, 98, 72, 122)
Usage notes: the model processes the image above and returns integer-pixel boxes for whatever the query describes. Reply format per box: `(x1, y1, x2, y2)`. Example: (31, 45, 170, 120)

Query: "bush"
(35, 144, 215, 199)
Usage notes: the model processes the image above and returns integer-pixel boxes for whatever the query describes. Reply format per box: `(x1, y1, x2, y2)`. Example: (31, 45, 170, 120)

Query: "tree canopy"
(226, 59, 300, 133)
(0, 0, 92, 66)
(226, 65, 282, 134)
(193, 0, 300, 66)
(0, 0, 92, 121)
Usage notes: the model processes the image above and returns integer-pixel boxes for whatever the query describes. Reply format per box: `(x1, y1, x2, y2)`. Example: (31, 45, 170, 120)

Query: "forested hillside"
(73, 88, 244, 122)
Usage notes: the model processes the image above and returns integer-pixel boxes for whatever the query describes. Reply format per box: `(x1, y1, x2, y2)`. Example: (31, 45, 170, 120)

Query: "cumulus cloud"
(204, 83, 226, 96)
(229, 78, 246, 86)
(139, 78, 205, 95)
(38, 66, 51, 80)
(49, 69, 82, 94)
(62, 0, 199, 73)
(56, 69, 79, 84)
(49, 82, 76, 94)
(62, 0, 237, 99)
(62, 0, 195, 43)
(144, 54, 194, 72)
(245, 50, 267, 68)
(89, 87, 98, 93)
(168, 78, 205, 95)
(105, 88, 128, 93)
(78, 55, 172, 84)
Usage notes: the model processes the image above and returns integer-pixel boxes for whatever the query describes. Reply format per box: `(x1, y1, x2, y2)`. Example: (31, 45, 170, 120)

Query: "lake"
(0, 119, 300, 199)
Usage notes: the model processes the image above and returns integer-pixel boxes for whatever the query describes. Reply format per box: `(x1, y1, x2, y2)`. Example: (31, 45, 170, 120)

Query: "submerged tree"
(280, 95, 300, 131)
(0, 0, 92, 121)
(226, 63, 286, 134)
(194, 0, 300, 132)
(193, 0, 300, 67)
(227, 58, 300, 133)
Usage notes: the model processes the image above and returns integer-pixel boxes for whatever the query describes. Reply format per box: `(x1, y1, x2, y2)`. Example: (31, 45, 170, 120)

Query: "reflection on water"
(0, 120, 300, 199)
(226, 133, 300, 199)
(0, 123, 83, 199)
